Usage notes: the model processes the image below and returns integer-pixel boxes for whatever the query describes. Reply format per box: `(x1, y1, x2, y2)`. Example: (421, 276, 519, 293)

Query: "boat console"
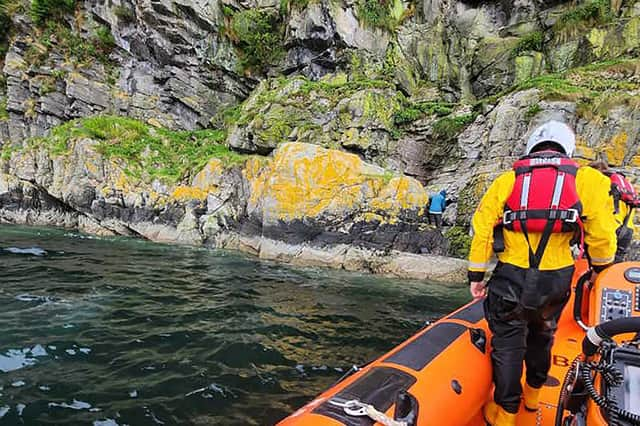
(559, 262, 640, 426)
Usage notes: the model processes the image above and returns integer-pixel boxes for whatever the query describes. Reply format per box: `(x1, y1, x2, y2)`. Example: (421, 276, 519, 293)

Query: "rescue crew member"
(428, 189, 447, 228)
(589, 160, 636, 263)
(467, 121, 617, 426)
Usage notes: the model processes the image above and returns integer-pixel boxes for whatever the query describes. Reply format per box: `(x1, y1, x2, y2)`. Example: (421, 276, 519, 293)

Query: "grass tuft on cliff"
(27, 116, 247, 182)
(0, 0, 22, 58)
(356, 0, 406, 30)
(27, 21, 117, 66)
(479, 58, 640, 120)
(432, 113, 477, 141)
(554, 0, 611, 39)
(0, 97, 8, 121)
(393, 100, 454, 126)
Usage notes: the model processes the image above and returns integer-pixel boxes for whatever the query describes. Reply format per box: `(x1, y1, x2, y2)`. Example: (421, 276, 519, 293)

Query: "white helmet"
(525, 121, 576, 157)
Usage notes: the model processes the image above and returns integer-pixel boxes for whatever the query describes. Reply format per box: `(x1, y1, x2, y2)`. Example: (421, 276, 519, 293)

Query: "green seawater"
(0, 225, 468, 425)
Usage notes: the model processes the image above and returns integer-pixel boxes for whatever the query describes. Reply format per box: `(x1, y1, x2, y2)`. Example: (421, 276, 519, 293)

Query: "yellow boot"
(523, 382, 541, 412)
(483, 400, 499, 425)
(494, 407, 517, 426)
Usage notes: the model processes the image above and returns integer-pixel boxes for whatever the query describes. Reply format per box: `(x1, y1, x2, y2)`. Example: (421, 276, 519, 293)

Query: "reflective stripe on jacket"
(468, 166, 617, 272)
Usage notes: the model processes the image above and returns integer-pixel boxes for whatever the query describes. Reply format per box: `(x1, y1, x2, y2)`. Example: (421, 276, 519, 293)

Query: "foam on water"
(48, 400, 92, 410)
(4, 247, 48, 256)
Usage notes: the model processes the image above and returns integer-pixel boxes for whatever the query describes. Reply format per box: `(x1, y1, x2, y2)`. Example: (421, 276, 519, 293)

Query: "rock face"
(2, 0, 640, 277)
(0, 137, 454, 280)
(246, 142, 446, 254)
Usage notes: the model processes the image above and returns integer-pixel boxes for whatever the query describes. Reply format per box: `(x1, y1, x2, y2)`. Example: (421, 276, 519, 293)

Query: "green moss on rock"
(515, 52, 545, 83)
(445, 226, 472, 258)
(512, 31, 544, 56)
(433, 113, 477, 141)
(0, 97, 8, 121)
(457, 173, 491, 225)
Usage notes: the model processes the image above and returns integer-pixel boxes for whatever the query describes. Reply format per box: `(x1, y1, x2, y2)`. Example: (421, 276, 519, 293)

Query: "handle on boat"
(582, 316, 640, 356)
(573, 270, 592, 331)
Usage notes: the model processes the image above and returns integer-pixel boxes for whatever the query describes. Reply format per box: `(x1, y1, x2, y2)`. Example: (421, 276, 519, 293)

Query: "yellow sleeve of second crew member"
(577, 167, 617, 266)
(628, 208, 636, 233)
(468, 171, 515, 272)
(616, 203, 636, 233)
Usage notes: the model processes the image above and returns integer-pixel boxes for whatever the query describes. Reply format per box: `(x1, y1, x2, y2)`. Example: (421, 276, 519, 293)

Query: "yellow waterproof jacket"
(468, 166, 617, 274)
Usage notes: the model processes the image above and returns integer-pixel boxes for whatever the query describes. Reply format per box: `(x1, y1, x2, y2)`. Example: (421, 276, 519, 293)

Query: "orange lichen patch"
(605, 132, 628, 166)
(249, 143, 373, 220)
(248, 143, 428, 222)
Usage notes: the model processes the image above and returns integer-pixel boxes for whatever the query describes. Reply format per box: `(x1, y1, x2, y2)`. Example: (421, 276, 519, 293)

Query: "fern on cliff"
(30, 0, 76, 26)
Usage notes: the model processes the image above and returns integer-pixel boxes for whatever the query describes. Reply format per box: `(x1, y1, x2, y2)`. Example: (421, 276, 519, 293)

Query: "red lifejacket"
(503, 151, 583, 234)
(607, 172, 640, 212)
(493, 151, 584, 267)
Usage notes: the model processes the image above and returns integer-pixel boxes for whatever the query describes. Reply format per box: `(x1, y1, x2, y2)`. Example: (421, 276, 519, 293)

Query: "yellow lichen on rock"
(114, 170, 133, 193)
(248, 143, 428, 224)
(575, 137, 595, 160)
(250, 143, 375, 220)
(191, 158, 223, 192)
(371, 177, 428, 215)
(605, 132, 628, 166)
(171, 186, 208, 201)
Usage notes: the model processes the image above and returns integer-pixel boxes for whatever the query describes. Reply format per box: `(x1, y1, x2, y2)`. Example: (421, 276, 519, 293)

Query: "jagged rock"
(328, 3, 390, 54)
(471, 37, 519, 99)
(284, 3, 339, 78)
(66, 73, 111, 110)
(226, 76, 400, 162)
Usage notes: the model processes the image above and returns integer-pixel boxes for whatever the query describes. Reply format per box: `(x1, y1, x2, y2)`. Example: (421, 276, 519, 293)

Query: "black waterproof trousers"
(483, 262, 574, 414)
(615, 225, 633, 263)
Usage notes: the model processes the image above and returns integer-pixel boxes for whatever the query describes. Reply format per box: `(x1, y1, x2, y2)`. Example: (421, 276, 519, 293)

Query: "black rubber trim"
(313, 366, 417, 426)
(383, 322, 467, 371)
(448, 300, 484, 324)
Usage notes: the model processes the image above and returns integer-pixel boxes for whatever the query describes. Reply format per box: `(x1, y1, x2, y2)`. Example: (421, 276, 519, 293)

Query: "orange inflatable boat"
(278, 260, 640, 426)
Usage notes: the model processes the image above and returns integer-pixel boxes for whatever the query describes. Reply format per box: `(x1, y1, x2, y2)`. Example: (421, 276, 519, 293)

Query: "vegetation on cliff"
(25, 116, 247, 183)
(224, 8, 284, 72)
(30, 0, 75, 25)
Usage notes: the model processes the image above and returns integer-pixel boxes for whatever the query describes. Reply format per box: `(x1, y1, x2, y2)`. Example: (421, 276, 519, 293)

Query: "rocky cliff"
(1, 0, 639, 280)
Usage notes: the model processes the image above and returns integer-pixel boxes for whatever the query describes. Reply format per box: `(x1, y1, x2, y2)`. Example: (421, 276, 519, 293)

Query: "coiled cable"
(580, 360, 640, 425)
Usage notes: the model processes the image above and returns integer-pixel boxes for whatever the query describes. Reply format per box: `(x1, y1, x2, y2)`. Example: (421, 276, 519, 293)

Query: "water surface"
(0, 225, 468, 425)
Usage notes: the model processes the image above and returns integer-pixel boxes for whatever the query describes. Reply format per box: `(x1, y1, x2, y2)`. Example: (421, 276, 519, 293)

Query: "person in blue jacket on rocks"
(428, 189, 447, 228)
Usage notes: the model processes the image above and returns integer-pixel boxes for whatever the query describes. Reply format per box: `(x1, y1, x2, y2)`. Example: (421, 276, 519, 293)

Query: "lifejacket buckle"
(503, 210, 514, 225)
(565, 209, 579, 223)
